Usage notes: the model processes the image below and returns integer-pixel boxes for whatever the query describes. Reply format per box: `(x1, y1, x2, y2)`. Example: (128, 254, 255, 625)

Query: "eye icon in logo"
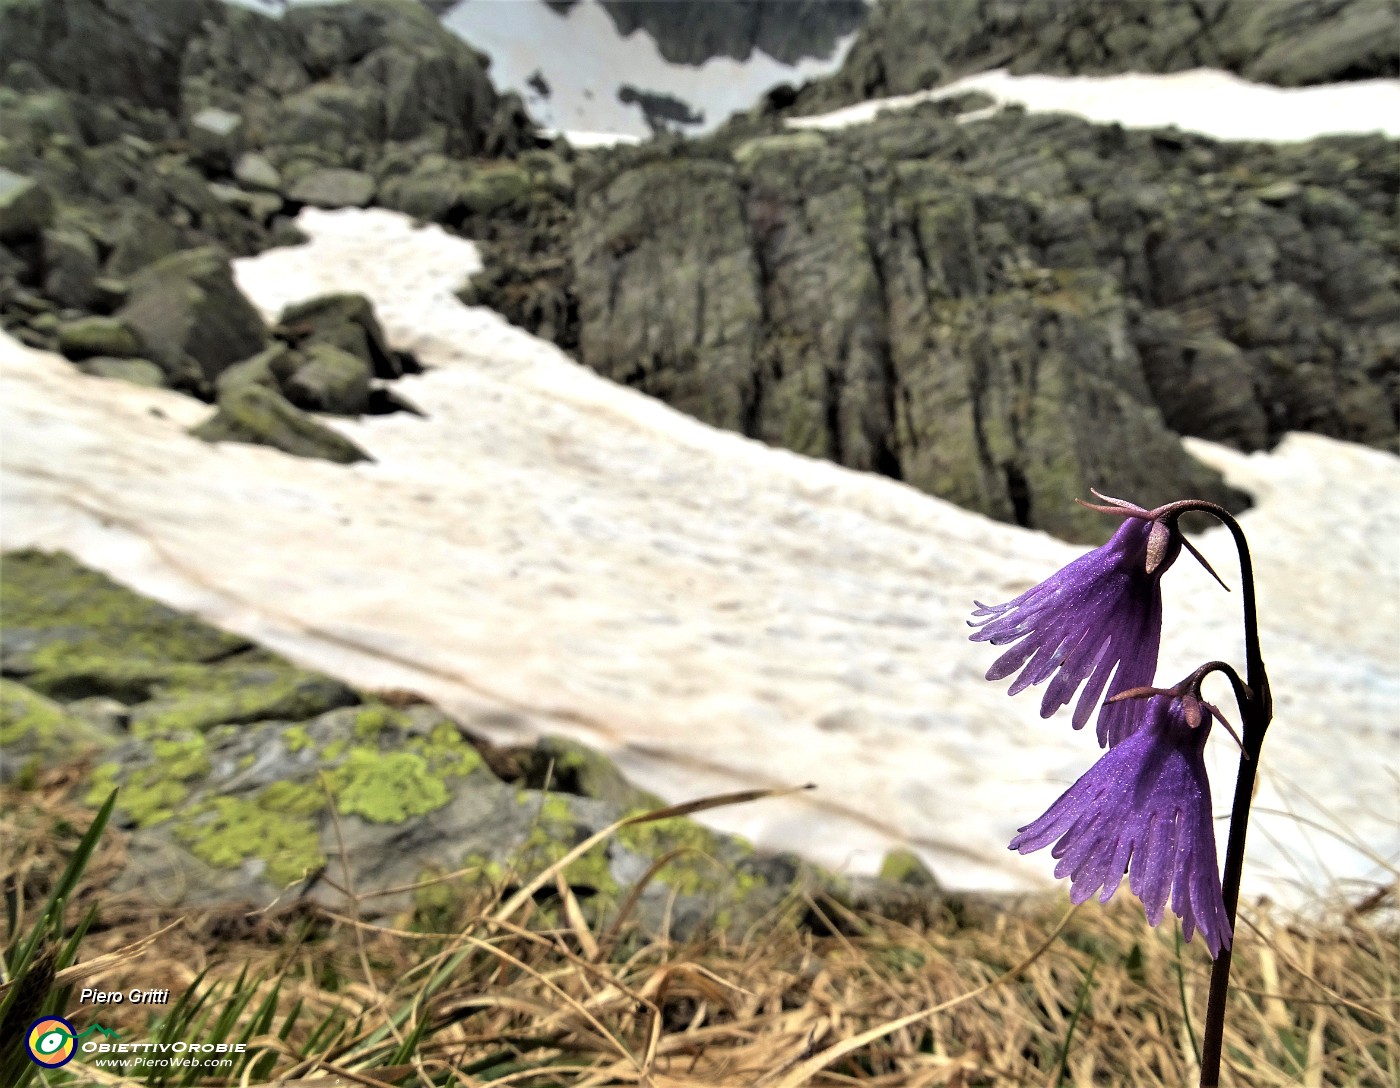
(25, 1016, 77, 1068)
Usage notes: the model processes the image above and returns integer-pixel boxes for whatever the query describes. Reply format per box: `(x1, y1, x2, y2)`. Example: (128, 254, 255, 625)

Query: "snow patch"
(790, 68, 1400, 143)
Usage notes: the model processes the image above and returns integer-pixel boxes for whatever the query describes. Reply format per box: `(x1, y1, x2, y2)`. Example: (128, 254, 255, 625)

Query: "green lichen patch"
(327, 748, 450, 823)
(173, 787, 325, 887)
(512, 794, 618, 900)
(407, 719, 483, 780)
(0, 549, 249, 672)
(90, 731, 213, 828)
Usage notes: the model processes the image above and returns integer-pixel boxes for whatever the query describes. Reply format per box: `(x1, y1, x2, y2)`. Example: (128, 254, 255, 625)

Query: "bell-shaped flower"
(969, 493, 1200, 747)
(1009, 683, 1235, 958)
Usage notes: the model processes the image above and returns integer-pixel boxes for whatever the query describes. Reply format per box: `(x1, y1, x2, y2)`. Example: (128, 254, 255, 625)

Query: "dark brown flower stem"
(1158, 501, 1272, 1088)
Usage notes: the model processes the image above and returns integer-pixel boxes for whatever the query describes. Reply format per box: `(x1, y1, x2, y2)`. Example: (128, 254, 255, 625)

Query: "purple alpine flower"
(969, 492, 1203, 747)
(1009, 683, 1235, 958)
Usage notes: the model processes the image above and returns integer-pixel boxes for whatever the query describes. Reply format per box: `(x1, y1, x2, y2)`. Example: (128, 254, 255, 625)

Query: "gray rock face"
(477, 107, 1398, 541)
(117, 247, 269, 389)
(792, 0, 1400, 116)
(0, 0, 223, 113)
(575, 159, 764, 436)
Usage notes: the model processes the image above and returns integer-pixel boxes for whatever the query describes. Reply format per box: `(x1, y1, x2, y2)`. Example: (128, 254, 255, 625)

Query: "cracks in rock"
(861, 166, 904, 483)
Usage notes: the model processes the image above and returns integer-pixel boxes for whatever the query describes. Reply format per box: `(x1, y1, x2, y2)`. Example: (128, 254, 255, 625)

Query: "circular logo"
(25, 1016, 77, 1068)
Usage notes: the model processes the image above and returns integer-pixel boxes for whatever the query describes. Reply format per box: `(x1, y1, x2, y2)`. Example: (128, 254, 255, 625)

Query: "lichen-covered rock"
(117, 246, 269, 389)
(878, 847, 940, 890)
(511, 734, 665, 812)
(56, 315, 143, 360)
(190, 383, 372, 464)
(1, 550, 848, 937)
(282, 342, 373, 416)
(459, 162, 532, 216)
(213, 342, 296, 398)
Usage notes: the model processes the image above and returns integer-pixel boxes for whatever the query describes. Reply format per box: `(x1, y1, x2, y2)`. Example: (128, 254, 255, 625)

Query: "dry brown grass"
(3, 769, 1395, 1088)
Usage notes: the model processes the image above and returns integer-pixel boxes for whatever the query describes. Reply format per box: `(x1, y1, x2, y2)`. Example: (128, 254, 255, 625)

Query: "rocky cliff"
(470, 101, 1397, 540)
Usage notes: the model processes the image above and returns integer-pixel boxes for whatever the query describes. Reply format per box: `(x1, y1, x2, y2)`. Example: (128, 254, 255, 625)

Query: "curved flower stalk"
(969, 493, 1214, 746)
(1009, 678, 1236, 958)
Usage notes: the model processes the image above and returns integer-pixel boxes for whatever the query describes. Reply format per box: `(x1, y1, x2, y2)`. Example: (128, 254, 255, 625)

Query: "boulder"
(377, 164, 465, 222)
(287, 167, 376, 208)
(73, 357, 167, 388)
(187, 107, 245, 171)
(878, 847, 941, 890)
(282, 342, 373, 416)
(190, 383, 372, 464)
(510, 734, 665, 812)
(0, 0, 223, 113)
(279, 292, 403, 379)
(40, 226, 102, 310)
(0, 169, 53, 240)
(459, 162, 531, 216)
(56, 315, 143, 359)
(233, 152, 283, 193)
(117, 246, 269, 389)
